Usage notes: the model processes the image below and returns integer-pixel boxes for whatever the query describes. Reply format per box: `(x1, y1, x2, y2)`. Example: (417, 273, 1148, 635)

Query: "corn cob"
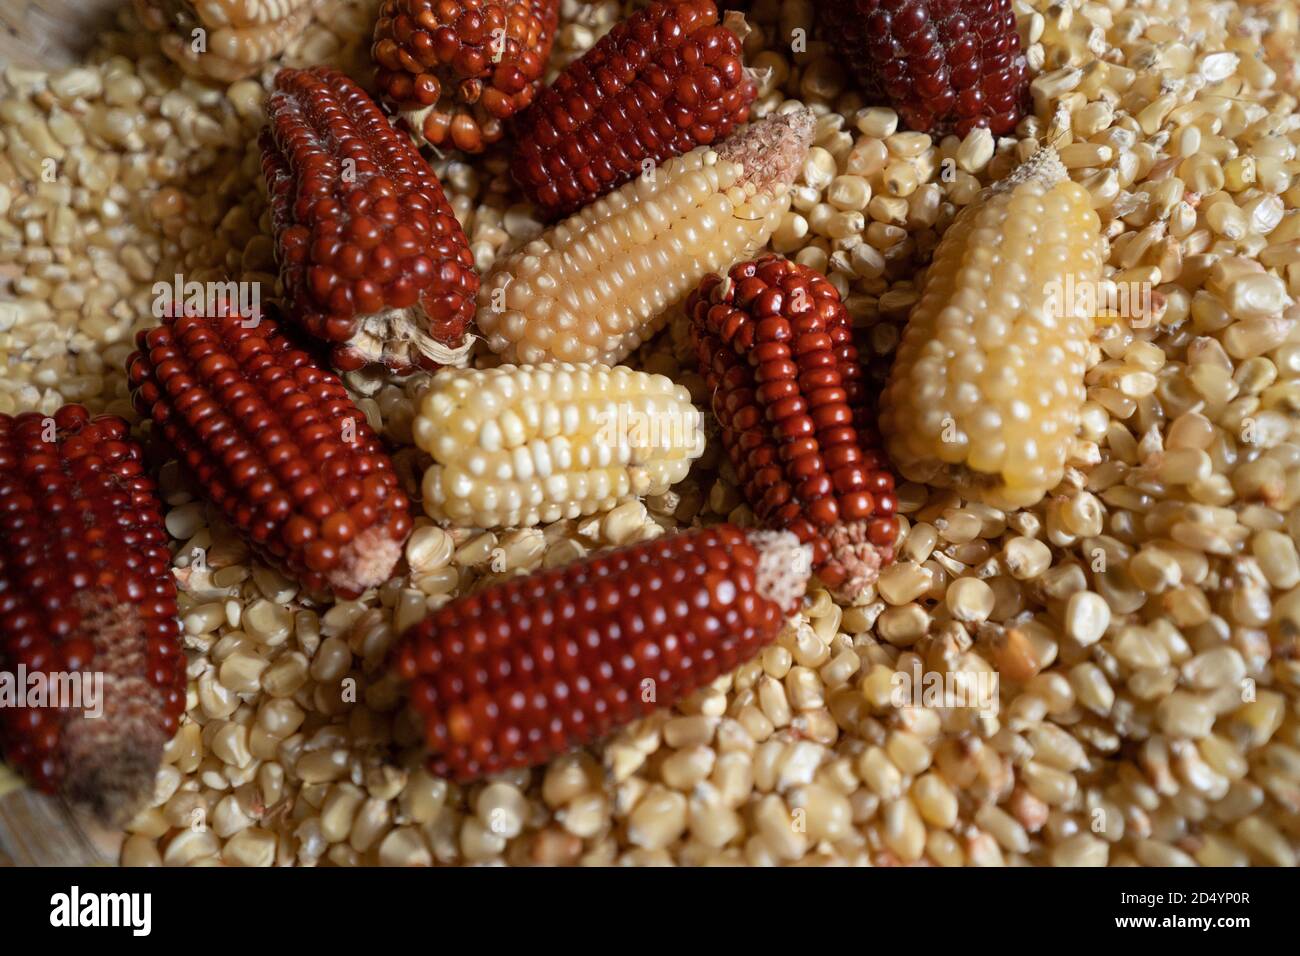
(477, 108, 815, 366)
(134, 0, 317, 83)
(819, 0, 1029, 136)
(0, 405, 184, 824)
(394, 524, 810, 780)
(260, 67, 479, 375)
(511, 0, 758, 220)
(372, 0, 561, 153)
(688, 255, 898, 600)
(880, 148, 1105, 509)
(414, 363, 704, 528)
(127, 307, 413, 597)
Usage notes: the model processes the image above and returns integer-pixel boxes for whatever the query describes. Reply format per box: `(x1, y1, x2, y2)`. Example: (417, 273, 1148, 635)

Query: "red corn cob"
(511, 0, 758, 220)
(819, 0, 1030, 136)
(260, 66, 479, 375)
(372, 0, 561, 153)
(395, 524, 811, 781)
(0, 405, 184, 824)
(127, 306, 413, 597)
(688, 255, 899, 601)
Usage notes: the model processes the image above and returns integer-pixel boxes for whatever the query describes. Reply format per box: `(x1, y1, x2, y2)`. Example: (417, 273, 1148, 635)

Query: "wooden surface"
(0, 0, 125, 69)
(0, 771, 121, 866)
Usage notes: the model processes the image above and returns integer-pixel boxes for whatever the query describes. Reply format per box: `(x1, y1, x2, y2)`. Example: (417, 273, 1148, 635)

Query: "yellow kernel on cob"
(880, 148, 1106, 510)
(476, 109, 815, 365)
(413, 363, 705, 528)
(134, 0, 316, 83)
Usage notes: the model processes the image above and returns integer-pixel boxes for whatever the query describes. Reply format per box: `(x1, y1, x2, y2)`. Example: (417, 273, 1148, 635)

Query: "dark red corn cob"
(260, 67, 479, 375)
(395, 524, 810, 781)
(127, 307, 413, 597)
(820, 0, 1030, 136)
(511, 0, 757, 220)
(372, 0, 561, 153)
(0, 405, 184, 824)
(688, 255, 899, 602)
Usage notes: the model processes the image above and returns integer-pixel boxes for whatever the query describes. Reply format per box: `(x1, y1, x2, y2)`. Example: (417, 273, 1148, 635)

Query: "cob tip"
(351, 309, 475, 372)
(719, 106, 815, 196)
(750, 530, 814, 614)
(58, 596, 168, 826)
(327, 524, 405, 595)
(993, 144, 1068, 194)
(64, 737, 162, 828)
(822, 523, 894, 605)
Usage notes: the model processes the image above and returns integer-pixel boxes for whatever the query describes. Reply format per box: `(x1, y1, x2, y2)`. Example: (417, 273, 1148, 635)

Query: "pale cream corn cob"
(134, 0, 318, 83)
(413, 363, 705, 528)
(476, 108, 816, 365)
(880, 148, 1106, 510)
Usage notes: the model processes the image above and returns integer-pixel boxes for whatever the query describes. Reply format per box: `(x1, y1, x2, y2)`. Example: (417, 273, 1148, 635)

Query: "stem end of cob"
(330, 525, 405, 597)
(337, 308, 476, 372)
(64, 735, 164, 828)
(822, 522, 892, 603)
(993, 145, 1068, 194)
(59, 596, 168, 826)
(751, 530, 814, 614)
(721, 107, 816, 196)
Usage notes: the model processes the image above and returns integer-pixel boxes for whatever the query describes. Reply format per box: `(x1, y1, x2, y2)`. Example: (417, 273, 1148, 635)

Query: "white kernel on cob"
(880, 147, 1106, 510)
(413, 363, 705, 528)
(476, 108, 816, 365)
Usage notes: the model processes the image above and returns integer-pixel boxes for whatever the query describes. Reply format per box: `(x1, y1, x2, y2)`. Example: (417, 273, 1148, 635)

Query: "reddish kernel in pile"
(372, 0, 561, 153)
(394, 524, 805, 781)
(819, 0, 1029, 136)
(0, 404, 183, 821)
(511, 0, 757, 219)
(688, 255, 899, 599)
(127, 308, 413, 597)
(260, 66, 478, 374)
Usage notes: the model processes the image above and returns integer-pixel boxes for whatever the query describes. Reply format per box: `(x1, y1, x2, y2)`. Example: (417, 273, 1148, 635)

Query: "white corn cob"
(413, 363, 705, 528)
(476, 108, 816, 365)
(880, 148, 1107, 510)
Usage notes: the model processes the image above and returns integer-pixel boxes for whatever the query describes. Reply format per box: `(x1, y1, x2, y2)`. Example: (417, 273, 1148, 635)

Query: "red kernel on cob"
(511, 0, 758, 220)
(820, 0, 1030, 136)
(127, 307, 413, 597)
(395, 524, 811, 781)
(372, 0, 561, 153)
(688, 255, 899, 601)
(260, 66, 479, 374)
(0, 405, 184, 824)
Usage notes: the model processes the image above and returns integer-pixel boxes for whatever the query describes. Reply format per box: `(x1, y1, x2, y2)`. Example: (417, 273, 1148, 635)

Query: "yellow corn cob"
(476, 108, 815, 366)
(134, 0, 317, 83)
(413, 363, 705, 528)
(880, 148, 1106, 510)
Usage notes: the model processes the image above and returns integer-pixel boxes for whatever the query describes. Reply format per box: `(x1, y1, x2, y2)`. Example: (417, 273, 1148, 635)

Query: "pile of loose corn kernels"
(2, 0, 1300, 866)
